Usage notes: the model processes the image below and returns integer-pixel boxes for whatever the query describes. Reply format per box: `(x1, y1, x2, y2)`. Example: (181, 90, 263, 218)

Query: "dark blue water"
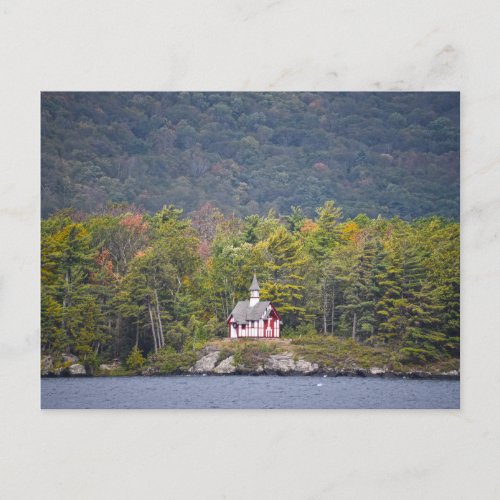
(41, 376, 459, 409)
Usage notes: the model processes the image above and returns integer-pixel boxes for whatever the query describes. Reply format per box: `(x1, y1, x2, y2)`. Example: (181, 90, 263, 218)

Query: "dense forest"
(41, 92, 460, 374)
(41, 92, 459, 220)
(41, 203, 459, 373)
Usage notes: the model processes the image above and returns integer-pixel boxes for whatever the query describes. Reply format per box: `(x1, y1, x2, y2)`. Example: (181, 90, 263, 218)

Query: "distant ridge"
(41, 92, 459, 219)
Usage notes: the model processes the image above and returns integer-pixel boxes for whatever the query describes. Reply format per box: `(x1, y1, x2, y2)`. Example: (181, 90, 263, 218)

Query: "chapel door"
(265, 321, 272, 337)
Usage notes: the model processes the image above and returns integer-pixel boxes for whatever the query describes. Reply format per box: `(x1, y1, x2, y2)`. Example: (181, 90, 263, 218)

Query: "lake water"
(41, 375, 459, 409)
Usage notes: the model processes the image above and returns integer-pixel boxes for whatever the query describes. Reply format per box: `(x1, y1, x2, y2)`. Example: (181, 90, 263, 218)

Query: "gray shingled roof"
(229, 300, 271, 324)
(249, 274, 260, 291)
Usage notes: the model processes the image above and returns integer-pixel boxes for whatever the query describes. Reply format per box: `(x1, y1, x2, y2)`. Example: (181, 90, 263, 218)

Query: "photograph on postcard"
(40, 92, 459, 408)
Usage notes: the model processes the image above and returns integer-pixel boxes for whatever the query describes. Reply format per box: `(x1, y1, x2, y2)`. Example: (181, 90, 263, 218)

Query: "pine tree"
(41, 219, 96, 356)
(335, 242, 376, 341)
(256, 226, 307, 325)
(285, 206, 306, 233)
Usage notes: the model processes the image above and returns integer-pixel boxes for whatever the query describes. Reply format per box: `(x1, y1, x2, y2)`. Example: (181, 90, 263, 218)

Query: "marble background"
(1, 1, 499, 498)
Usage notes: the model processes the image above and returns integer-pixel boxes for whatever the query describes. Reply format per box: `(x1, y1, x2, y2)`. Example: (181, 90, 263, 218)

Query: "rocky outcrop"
(41, 354, 84, 376)
(68, 364, 86, 376)
(403, 369, 458, 379)
(264, 353, 294, 373)
(142, 366, 161, 376)
(214, 355, 236, 374)
(294, 358, 319, 374)
(185, 350, 320, 375)
(62, 353, 79, 364)
(264, 352, 318, 374)
(189, 351, 220, 373)
(41, 355, 54, 376)
(99, 360, 121, 372)
(187, 350, 319, 375)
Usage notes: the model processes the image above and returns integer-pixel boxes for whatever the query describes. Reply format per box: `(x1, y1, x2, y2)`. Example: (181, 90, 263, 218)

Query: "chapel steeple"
(249, 274, 260, 307)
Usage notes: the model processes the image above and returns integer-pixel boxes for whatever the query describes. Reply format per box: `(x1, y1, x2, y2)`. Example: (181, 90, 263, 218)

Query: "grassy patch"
(291, 336, 400, 371)
(217, 346, 238, 363)
(207, 339, 283, 370)
(289, 335, 458, 373)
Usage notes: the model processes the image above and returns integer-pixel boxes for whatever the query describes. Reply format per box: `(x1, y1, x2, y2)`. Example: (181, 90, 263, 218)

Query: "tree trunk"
(62, 294, 67, 340)
(62, 269, 70, 342)
(153, 289, 165, 348)
(115, 315, 121, 358)
(323, 283, 328, 334)
(330, 283, 335, 335)
(220, 292, 228, 319)
(352, 311, 357, 341)
(148, 303, 158, 353)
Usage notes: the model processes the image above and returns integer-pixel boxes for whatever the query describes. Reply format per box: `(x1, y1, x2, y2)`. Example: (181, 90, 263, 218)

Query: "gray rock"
(214, 355, 236, 374)
(369, 367, 385, 376)
(264, 352, 295, 373)
(294, 358, 319, 374)
(142, 366, 160, 376)
(41, 355, 53, 376)
(99, 360, 121, 371)
(68, 364, 86, 376)
(189, 351, 220, 373)
(264, 352, 318, 374)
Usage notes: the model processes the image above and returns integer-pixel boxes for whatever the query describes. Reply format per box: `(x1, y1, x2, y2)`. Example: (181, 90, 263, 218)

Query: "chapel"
(227, 275, 281, 338)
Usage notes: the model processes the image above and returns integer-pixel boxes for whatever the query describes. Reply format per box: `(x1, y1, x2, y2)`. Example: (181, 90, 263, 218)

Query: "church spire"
(249, 273, 260, 291)
(249, 274, 260, 306)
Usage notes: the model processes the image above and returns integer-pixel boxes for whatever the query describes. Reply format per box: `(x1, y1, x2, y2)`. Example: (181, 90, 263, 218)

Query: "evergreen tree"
(285, 206, 306, 233)
(256, 226, 307, 325)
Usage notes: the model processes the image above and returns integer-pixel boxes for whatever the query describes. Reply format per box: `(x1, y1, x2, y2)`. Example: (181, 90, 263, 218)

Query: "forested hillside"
(41, 203, 459, 373)
(41, 92, 459, 219)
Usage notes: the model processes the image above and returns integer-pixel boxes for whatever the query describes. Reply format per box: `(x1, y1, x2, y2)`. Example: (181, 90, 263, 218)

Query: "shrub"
(126, 346, 146, 372)
(400, 347, 438, 365)
(257, 342, 277, 353)
(152, 347, 197, 374)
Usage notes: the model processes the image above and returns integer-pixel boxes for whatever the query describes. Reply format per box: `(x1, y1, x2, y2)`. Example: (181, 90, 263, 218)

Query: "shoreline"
(41, 338, 460, 381)
(41, 370, 460, 380)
